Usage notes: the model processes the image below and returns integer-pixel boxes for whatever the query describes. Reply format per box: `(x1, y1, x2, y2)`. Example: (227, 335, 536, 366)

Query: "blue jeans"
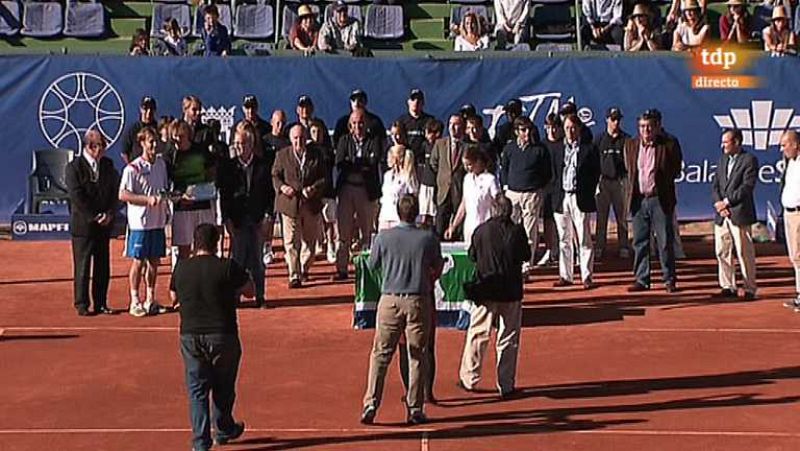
(632, 196, 676, 287)
(180, 334, 241, 451)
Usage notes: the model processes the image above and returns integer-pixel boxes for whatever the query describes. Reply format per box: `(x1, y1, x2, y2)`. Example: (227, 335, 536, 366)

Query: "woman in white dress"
(445, 147, 499, 244)
(378, 145, 419, 230)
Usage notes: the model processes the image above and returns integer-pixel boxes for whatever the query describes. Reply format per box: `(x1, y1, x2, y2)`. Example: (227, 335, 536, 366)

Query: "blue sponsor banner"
(0, 54, 798, 223)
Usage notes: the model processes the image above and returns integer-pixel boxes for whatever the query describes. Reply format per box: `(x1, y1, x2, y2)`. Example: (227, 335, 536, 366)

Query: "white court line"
(631, 327, 800, 334)
(0, 428, 798, 438)
(1, 326, 177, 332)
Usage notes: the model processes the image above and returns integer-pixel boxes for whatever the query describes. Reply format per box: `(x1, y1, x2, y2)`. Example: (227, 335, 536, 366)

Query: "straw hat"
(297, 4, 315, 18)
(771, 5, 789, 21)
(682, 0, 701, 11)
(725, 0, 747, 6)
(631, 4, 651, 18)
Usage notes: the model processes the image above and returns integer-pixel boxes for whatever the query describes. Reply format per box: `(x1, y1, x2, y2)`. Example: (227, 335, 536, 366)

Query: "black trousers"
(71, 234, 110, 311)
(435, 189, 463, 240)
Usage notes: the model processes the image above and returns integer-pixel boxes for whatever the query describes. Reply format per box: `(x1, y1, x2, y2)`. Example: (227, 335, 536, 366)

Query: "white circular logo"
(12, 220, 28, 236)
(39, 72, 125, 152)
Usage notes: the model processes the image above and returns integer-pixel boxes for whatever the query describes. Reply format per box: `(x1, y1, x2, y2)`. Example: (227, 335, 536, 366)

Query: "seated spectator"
(672, 0, 709, 51)
(318, 1, 362, 54)
(581, 0, 625, 48)
(666, 0, 706, 27)
(624, 3, 662, 51)
(158, 18, 188, 56)
(201, 5, 231, 56)
(754, 0, 798, 34)
(494, 0, 530, 48)
(291, 5, 319, 54)
(720, 0, 754, 43)
(455, 12, 491, 51)
(763, 6, 797, 55)
(129, 28, 150, 56)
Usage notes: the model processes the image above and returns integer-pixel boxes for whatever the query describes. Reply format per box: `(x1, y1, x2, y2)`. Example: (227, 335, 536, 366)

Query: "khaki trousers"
(785, 211, 800, 295)
(595, 177, 630, 252)
(506, 189, 544, 266)
(336, 184, 377, 274)
(458, 300, 522, 394)
(281, 205, 320, 282)
(364, 294, 431, 414)
(554, 193, 595, 284)
(714, 218, 757, 295)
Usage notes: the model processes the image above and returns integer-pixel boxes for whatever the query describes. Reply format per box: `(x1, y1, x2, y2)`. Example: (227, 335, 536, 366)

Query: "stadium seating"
(150, 1, 190, 37)
(27, 148, 73, 215)
(194, 1, 232, 37)
(21, 0, 63, 37)
(0, 0, 22, 35)
(233, 1, 273, 39)
(364, 4, 404, 40)
(63, 0, 106, 38)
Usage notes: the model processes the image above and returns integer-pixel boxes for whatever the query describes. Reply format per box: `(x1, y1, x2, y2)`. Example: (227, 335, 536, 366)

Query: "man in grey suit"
(429, 114, 466, 239)
(711, 128, 758, 300)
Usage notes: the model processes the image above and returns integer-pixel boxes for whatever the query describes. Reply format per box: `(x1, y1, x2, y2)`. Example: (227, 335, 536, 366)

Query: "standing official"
(594, 107, 631, 259)
(217, 123, 273, 307)
(430, 114, 467, 239)
(780, 131, 800, 310)
(458, 194, 530, 397)
(361, 195, 443, 426)
(170, 224, 253, 451)
(712, 128, 758, 300)
(625, 112, 682, 293)
(66, 130, 120, 316)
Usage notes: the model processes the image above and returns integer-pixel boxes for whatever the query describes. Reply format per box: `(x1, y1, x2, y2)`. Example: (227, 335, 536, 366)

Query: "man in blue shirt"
(361, 195, 443, 426)
(201, 5, 230, 56)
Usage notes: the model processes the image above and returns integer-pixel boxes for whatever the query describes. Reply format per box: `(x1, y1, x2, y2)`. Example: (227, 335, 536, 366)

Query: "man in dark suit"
(272, 124, 328, 288)
(217, 123, 274, 307)
(333, 110, 383, 280)
(624, 112, 683, 293)
(550, 115, 601, 289)
(65, 130, 120, 316)
(429, 114, 467, 239)
(711, 128, 758, 300)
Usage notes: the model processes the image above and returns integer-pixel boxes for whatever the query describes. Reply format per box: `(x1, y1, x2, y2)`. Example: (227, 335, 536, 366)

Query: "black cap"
(559, 102, 577, 116)
(334, 0, 347, 12)
(243, 95, 258, 108)
(649, 108, 662, 121)
(409, 89, 425, 101)
(141, 96, 156, 109)
(504, 99, 522, 114)
(349, 89, 367, 102)
(459, 103, 476, 117)
(297, 95, 314, 107)
(606, 107, 623, 120)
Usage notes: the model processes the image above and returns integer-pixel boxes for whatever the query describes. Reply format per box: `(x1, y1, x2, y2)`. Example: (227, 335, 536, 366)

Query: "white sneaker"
(326, 245, 337, 264)
(262, 248, 274, 266)
(535, 250, 551, 268)
(129, 303, 147, 317)
(521, 261, 532, 275)
(143, 301, 166, 316)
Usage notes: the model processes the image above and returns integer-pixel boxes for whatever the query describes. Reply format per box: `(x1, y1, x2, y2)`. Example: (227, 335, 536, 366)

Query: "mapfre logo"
(12, 220, 28, 236)
(713, 100, 800, 150)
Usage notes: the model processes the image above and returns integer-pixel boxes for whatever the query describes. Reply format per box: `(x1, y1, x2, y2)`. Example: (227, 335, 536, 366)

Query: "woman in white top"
(454, 12, 490, 51)
(162, 18, 187, 56)
(763, 6, 797, 56)
(445, 147, 500, 245)
(378, 145, 419, 230)
(672, 0, 709, 51)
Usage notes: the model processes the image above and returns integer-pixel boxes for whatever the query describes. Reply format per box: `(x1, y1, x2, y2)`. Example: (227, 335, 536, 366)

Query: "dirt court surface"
(1, 236, 800, 450)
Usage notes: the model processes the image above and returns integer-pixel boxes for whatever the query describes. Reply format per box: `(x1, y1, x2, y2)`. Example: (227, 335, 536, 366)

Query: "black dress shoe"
(406, 412, 428, 425)
(627, 282, 649, 292)
(665, 283, 678, 293)
(360, 405, 376, 425)
(288, 279, 302, 289)
(553, 278, 573, 287)
(583, 280, 597, 290)
(76, 307, 93, 317)
(714, 288, 738, 299)
(743, 292, 757, 301)
(331, 271, 348, 281)
(214, 421, 244, 445)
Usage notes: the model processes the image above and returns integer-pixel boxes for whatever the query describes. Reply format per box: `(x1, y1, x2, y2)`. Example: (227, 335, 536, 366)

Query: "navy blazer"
(550, 141, 601, 214)
(711, 151, 758, 227)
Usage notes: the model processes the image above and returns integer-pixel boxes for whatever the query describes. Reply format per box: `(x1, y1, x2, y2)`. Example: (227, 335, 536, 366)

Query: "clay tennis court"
(2, 232, 800, 450)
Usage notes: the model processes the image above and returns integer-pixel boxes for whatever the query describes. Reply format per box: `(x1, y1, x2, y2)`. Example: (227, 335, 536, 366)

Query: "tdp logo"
(700, 48, 737, 71)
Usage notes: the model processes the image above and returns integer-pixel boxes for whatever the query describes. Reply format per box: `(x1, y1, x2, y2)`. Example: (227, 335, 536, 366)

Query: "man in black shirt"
(594, 107, 632, 260)
(240, 95, 271, 155)
(395, 89, 435, 158)
(333, 89, 386, 148)
(286, 95, 332, 148)
(170, 224, 253, 451)
(457, 194, 530, 398)
(122, 96, 157, 164)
